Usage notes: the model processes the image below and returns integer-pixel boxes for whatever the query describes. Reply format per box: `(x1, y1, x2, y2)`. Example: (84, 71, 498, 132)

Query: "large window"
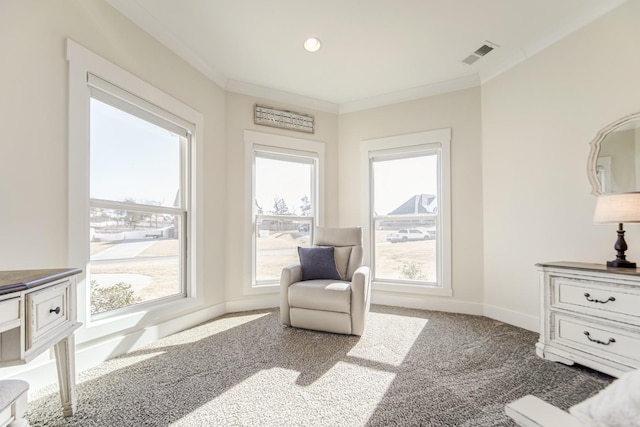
(244, 131, 324, 290)
(68, 39, 203, 330)
(88, 85, 190, 317)
(363, 129, 451, 295)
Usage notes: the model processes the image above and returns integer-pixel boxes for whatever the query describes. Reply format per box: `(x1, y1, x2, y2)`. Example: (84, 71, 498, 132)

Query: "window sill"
(372, 281, 452, 296)
(245, 283, 280, 296)
(76, 294, 204, 343)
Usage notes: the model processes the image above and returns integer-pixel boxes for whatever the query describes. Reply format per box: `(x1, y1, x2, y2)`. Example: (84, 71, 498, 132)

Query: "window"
(253, 152, 315, 284)
(244, 131, 324, 290)
(88, 84, 189, 317)
(363, 129, 451, 295)
(67, 39, 203, 330)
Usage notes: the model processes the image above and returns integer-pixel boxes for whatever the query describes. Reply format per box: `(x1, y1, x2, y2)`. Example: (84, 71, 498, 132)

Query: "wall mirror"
(588, 112, 640, 195)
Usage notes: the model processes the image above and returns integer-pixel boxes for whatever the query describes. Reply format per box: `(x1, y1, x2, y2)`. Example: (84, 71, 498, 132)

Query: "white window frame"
(87, 80, 190, 319)
(361, 129, 452, 296)
(244, 130, 325, 294)
(67, 39, 204, 341)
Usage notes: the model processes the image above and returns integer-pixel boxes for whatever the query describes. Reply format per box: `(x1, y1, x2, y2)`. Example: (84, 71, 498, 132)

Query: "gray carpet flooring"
(25, 305, 613, 426)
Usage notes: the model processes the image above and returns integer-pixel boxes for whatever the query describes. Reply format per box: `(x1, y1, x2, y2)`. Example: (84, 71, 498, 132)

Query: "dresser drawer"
(552, 313, 640, 365)
(25, 281, 71, 350)
(551, 276, 640, 325)
(0, 298, 20, 332)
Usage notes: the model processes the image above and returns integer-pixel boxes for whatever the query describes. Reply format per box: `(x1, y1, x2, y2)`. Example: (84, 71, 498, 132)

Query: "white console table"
(536, 261, 640, 378)
(0, 268, 82, 417)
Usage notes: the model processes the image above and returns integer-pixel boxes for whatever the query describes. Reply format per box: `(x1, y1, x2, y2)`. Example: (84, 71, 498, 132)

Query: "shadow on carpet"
(25, 305, 612, 426)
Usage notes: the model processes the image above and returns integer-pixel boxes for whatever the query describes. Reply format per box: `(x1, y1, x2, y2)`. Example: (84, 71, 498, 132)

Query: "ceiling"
(105, 0, 625, 113)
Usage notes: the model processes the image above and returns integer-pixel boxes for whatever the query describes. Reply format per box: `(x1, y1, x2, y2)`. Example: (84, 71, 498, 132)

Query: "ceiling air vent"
(462, 41, 499, 65)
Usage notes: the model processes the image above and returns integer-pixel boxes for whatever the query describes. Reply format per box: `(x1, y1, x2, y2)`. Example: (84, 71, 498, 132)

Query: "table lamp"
(594, 192, 640, 268)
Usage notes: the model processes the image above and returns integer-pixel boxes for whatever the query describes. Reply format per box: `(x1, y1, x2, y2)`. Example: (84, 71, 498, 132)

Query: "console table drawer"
(0, 298, 20, 332)
(0, 268, 81, 418)
(25, 281, 71, 350)
(553, 313, 640, 364)
(552, 277, 640, 324)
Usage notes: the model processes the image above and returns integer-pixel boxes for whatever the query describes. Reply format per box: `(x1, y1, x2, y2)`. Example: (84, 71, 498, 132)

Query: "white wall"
(338, 88, 484, 313)
(0, 0, 226, 305)
(481, 0, 640, 329)
(0, 0, 227, 381)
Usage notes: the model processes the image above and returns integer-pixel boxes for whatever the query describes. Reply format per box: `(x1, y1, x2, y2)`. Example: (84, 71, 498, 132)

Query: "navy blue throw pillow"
(298, 246, 342, 281)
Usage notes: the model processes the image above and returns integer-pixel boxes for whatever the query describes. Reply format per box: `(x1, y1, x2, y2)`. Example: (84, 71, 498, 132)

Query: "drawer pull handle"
(50, 307, 61, 315)
(583, 293, 615, 304)
(584, 331, 615, 346)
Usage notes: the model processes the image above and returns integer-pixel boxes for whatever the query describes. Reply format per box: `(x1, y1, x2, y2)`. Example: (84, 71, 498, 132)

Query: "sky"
(373, 155, 438, 215)
(255, 156, 312, 215)
(254, 152, 438, 216)
(90, 98, 438, 216)
(90, 99, 181, 208)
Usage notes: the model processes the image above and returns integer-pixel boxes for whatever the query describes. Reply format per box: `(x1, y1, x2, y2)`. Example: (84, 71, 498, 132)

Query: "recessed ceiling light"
(303, 37, 322, 53)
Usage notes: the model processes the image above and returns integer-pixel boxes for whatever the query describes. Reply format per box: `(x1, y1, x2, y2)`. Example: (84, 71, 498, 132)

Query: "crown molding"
(227, 75, 481, 115)
(226, 80, 339, 114)
(338, 75, 481, 114)
(106, 0, 628, 114)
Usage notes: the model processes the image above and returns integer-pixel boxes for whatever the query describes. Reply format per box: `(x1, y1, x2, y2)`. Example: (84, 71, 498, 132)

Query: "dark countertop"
(536, 261, 640, 277)
(0, 268, 82, 296)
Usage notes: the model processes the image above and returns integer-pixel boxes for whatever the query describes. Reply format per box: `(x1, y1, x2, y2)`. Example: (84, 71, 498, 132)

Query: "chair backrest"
(313, 226, 363, 281)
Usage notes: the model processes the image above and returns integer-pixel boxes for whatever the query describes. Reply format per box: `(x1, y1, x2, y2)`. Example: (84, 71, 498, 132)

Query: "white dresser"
(536, 262, 640, 378)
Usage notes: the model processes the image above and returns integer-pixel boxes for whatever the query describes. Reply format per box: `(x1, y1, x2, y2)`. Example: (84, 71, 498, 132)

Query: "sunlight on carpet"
(348, 312, 428, 366)
(23, 307, 613, 427)
(169, 364, 396, 426)
(146, 312, 273, 347)
(79, 351, 166, 383)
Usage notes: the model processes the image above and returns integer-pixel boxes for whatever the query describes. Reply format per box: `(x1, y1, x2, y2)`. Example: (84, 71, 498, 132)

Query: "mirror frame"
(587, 112, 640, 196)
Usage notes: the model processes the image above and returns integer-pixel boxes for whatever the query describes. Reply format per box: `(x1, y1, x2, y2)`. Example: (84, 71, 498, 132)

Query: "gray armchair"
(280, 226, 371, 336)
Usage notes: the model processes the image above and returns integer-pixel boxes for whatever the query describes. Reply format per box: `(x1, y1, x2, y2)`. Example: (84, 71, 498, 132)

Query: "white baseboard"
(371, 293, 485, 316)
(225, 294, 279, 313)
(484, 304, 539, 332)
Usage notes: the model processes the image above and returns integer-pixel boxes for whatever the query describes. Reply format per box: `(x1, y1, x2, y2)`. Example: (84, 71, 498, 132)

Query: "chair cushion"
(332, 246, 352, 280)
(288, 280, 351, 313)
(314, 227, 362, 247)
(298, 247, 341, 281)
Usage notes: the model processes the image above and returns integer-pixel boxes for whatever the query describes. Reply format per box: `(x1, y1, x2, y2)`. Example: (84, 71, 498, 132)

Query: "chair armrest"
(280, 264, 302, 326)
(505, 395, 581, 427)
(281, 264, 302, 287)
(350, 266, 371, 336)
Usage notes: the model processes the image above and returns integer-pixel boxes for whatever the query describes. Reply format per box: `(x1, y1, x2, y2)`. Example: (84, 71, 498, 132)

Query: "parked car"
(298, 224, 310, 232)
(386, 228, 431, 243)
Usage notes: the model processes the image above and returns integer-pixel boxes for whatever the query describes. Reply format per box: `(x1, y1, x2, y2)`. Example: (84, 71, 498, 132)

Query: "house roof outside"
(388, 194, 437, 216)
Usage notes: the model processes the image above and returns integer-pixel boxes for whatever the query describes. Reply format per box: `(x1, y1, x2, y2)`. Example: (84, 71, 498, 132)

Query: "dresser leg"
(535, 342, 575, 366)
(54, 335, 77, 417)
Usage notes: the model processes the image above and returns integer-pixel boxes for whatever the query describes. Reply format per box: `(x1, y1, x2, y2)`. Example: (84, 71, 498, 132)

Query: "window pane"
(255, 217, 311, 282)
(372, 153, 438, 284)
(90, 98, 182, 207)
(372, 155, 437, 215)
(89, 207, 182, 315)
(374, 219, 437, 283)
(255, 156, 312, 217)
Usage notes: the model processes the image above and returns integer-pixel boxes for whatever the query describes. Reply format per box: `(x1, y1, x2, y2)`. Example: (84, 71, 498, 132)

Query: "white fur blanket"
(570, 369, 640, 427)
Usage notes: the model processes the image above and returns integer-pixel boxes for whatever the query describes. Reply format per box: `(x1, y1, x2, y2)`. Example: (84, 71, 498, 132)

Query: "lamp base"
(606, 223, 636, 269)
(607, 259, 637, 269)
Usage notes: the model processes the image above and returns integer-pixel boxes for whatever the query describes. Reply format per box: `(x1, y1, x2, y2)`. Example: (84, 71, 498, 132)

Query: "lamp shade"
(594, 192, 640, 223)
